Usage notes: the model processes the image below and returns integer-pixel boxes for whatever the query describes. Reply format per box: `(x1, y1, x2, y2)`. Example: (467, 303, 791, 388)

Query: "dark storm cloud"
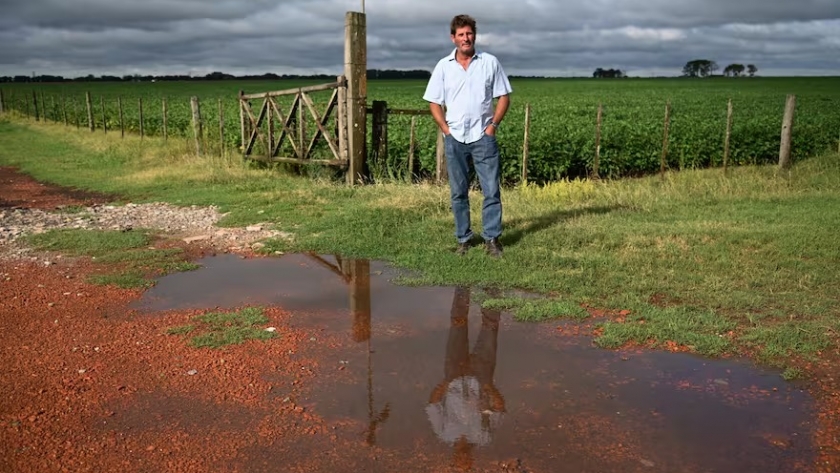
(0, 0, 838, 78)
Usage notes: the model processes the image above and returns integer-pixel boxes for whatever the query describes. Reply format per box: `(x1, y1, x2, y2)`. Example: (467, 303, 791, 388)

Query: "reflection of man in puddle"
(426, 286, 505, 470)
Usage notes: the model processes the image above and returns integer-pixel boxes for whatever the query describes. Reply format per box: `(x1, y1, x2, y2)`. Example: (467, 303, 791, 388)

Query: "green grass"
(166, 307, 277, 349)
(22, 227, 200, 288)
(2, 116, 839, 372)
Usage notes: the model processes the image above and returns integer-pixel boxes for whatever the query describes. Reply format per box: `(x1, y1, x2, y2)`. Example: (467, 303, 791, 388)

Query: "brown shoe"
(455, 241, 471, 256)
(485, 238, 503, 258)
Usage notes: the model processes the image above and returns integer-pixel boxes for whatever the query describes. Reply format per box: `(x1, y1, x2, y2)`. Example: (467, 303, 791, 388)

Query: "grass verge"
(2, 117, 839, 373)
(22, 228, 199, 288)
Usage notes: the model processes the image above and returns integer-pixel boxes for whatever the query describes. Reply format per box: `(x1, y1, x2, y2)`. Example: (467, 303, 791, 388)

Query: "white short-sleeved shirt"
(423, 49, 513, 144)
(425, 376, 503, 446)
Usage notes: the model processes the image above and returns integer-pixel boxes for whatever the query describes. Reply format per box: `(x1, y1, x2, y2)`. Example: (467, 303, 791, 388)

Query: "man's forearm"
(493, 95, 510, 125)
(429, 103, 448, 133)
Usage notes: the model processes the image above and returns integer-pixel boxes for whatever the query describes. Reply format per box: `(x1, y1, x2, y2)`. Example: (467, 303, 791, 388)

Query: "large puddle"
(132, 253, 817, 472)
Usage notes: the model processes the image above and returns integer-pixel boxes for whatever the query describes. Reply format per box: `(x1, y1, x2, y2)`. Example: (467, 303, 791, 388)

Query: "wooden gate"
(238, 76, 348, 167)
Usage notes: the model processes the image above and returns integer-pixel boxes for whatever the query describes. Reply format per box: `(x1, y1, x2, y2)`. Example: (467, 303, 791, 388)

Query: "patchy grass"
(2, 118, 839, 371)
(166, 307, 277, 349)
(23, 228, 199, 288)
(482, 296, 589, 322)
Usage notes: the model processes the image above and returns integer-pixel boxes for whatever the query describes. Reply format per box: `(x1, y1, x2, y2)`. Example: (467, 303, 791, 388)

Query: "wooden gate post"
(345, 11, 367, 185)
(778, 94, 796, 170)
(371, 100, 387, 170)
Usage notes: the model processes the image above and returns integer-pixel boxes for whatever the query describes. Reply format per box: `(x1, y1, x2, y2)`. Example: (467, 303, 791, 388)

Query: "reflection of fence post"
(778, 94, 796, 170)
(345, 11, 367, 185)
(348, 259, 371, 343)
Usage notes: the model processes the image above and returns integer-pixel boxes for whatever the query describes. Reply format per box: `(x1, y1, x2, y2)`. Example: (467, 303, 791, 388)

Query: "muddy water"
(133, 253, 817, 473)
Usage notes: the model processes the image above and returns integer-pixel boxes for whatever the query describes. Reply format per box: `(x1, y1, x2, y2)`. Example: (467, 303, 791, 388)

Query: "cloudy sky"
(1, 0, 839, 78)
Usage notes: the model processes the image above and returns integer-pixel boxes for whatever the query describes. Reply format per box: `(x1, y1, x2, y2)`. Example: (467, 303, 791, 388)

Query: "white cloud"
(0, 0, 838, 77)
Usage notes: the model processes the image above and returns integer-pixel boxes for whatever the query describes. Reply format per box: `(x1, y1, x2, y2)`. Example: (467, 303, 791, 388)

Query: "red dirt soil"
(1, 166, 838, 473)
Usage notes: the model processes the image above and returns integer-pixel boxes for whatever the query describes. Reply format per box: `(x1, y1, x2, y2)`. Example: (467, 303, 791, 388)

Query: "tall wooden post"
(723, 98, 733, 173)
(85, 92, 93, 131)
(345, 11, 367, 185)
(660, 100, 671, 180)
(371, 100, 387, 170)
(118, 97, 124, 138)
(191, 96, 203, 156)
(0, 89, 4, 114)
(33, 91, 40, 121)
(522, 103, 531, 183)
(436, 132, 447, 183)
(337, 76, 348, 163)
(778, 94, 796, 170)
(593, 102, 602, 180)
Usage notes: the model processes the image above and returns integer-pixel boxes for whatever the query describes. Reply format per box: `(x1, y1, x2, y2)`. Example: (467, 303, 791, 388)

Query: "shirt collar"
(448, 48, 481, 61)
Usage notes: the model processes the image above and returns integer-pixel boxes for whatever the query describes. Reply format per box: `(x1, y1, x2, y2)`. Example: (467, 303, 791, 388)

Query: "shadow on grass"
(501, 205, 619, 247)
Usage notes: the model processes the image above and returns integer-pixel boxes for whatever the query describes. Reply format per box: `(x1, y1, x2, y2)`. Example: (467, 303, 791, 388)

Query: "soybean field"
(2, 76, 839, 184)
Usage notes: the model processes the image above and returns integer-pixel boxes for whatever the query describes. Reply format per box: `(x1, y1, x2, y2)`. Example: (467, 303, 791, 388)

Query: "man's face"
(451, 25, 475, 56)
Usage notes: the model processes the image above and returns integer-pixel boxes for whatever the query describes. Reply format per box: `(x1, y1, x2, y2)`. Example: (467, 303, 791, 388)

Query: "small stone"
(78, 369, 86, 374)
(246, 225, 262, 232)
(183, 235, 211, 243)
(640, 459, 655, 468)
(714, 378, 729, 386)
(186, 369, 198, 376)
(265, 327, 276, 332)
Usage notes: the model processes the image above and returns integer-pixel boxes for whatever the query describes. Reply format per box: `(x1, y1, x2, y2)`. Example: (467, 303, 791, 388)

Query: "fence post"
(778, 94, 796, 170)
(162, 97, 168, 141)
(345, 11, 367, 185)
(218, 98, 225, 157)
(593, 102, 602, 180)
(371, 100, 387, 170)
(33, 91, 40, 121)
(0, 89, 4, 114)
(408, 116, 416, 181)
(138, 98, 144, 140)
(337, 77, 348, 163)
(660, 100, 671, 180)
(522, 103, 531, 184)
(61, 95, 67, 126)
(191, 96, 203, 156)
(238, 91, 246, 152)
(85, 92, 93, 131)
(118, 97, 124, 138)
(436, 131, 447, 183)
(101, 96, 107, 134)
(723, 98, 733, 173)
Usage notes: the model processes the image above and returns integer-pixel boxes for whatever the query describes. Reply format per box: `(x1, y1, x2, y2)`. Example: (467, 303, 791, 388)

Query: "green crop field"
(2, 77, 839, 184)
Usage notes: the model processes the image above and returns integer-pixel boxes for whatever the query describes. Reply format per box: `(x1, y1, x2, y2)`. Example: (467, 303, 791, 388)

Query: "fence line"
(0, 87, 816, 185)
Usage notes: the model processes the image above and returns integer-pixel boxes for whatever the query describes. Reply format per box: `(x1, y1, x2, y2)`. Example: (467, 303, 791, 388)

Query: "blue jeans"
(444, 133, 502, 244)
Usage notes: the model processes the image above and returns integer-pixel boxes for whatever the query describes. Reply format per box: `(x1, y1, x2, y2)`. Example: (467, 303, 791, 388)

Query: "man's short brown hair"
(450, 14, 476, 35)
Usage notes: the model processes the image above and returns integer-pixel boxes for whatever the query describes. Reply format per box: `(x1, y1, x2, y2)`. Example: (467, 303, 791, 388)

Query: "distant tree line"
(592, 68, 626, 78)
(681, 59, 758, 78)
(0, 69, 433, 83)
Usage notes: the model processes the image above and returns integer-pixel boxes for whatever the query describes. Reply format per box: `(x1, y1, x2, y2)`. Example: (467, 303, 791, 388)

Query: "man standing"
(423, 14, 512, 258)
